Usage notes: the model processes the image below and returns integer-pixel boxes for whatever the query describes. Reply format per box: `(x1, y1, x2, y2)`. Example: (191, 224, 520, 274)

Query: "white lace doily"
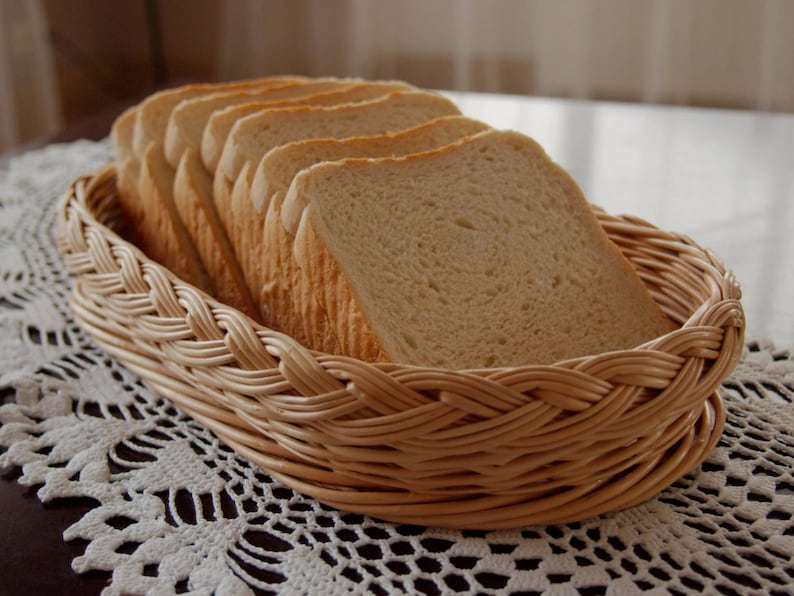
(1, 141, 793, 595)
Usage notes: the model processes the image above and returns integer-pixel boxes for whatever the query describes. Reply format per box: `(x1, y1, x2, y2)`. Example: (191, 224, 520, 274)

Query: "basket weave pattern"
(57, 166, 745, 529)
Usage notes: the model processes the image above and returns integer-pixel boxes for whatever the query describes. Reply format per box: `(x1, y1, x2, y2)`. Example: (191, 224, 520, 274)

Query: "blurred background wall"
(2, 0, 793, 153)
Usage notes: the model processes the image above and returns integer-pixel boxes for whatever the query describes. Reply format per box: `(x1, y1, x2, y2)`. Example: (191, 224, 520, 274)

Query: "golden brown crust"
(110, 106, 137, 165)
(173, 149, 259, 319)
(293, 211, 387, 361)
(132, 76, 304, 158)
(136, 143, 212, 291)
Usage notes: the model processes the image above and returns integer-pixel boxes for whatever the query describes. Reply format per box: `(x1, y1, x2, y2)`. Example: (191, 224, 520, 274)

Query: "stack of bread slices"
(111, 76, 673, 369)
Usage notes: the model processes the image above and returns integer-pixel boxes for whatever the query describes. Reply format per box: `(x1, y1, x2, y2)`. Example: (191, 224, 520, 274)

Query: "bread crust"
(163, 80, 308, 168)
(136, 143, 212, 291)
(173, 149, 258, 318)
(293, 210, 387, 360)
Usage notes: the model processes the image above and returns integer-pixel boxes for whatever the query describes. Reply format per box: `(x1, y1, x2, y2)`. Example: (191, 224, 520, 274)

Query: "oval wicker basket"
(57, 166, 745, 529)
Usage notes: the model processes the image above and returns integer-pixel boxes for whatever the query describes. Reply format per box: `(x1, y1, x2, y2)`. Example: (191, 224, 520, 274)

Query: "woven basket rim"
(56, 165, 746, 528)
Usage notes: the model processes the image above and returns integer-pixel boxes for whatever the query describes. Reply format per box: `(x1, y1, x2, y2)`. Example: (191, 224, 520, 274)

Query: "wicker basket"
(57, 166, 745, 529)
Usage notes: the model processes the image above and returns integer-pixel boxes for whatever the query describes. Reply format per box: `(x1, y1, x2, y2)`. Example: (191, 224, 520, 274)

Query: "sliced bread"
(173, 148, 258, 316)
(212, 90, 461, 262)
(129, 77, 370, 315)
(199, 80, 415, 173)
(215, 90, 461, 195)
(254, 115, 491, 346)
(115, 78, 300, 296)
(131, 76, 303, 159)
(210, 91, 461, 326)
(110, 106, 141, 219)
(110, 105, 137, 165)
(282, 129, 673, 368)
(208, 82, 422, 223)
(135, 142, 212, 292)
(171, 80, 416, 317)
(164, 78, 380, 168)
(163, 81, 304, 168)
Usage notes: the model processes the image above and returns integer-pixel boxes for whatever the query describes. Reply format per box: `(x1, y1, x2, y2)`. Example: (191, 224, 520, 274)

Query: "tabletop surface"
(1, 90, 792, 595)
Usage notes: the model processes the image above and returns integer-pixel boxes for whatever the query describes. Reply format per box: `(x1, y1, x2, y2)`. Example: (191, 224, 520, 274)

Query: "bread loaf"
(110, 76, 674, 369)
(282, 129, 673, 368)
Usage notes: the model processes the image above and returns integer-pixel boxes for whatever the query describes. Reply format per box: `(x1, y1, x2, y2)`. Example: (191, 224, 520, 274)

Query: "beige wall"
(44, 0, 219, 126)
(41, 0, 794, 135)
(325, 0, 794, 111)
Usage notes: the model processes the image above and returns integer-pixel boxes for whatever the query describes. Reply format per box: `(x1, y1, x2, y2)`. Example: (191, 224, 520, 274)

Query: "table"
(1, 91, 792, 595)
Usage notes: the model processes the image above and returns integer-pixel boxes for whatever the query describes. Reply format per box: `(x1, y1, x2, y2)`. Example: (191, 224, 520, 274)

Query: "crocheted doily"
(1, 142, 792, 595)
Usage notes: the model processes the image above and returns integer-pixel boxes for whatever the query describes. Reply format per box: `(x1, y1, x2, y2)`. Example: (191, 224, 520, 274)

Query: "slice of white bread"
(213, 90, 461, 263)
(135, 142, 212, 292)
(211, 91, 461, 325)
(173, 148, 258, 317)
(254, 115, 491, 347)
(199, 80, 415, 173)
(110, 105, 142, 222)
(176, 79, 414, 232)
(170, 81, 416, 315)
(126, 77, 377, 311)
(111, 105, 137, 165)
(114, 77, 301, 293)
(164, 78, 379, 169)
(163, 82, 306, 167)
(131, 76, 304, 159)
(282, 129, 673, 368)
(209, 82, 421, 227)
(215, 90, 461, 197)
(125, 76, 304, 196)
